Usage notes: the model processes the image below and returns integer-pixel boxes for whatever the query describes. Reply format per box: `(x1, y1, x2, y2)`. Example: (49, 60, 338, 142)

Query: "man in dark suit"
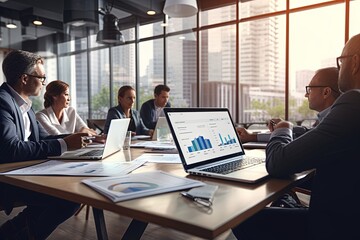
(140, 84, 171, 129)
(232, 34, 360, 240)
(0, 50, 87, 239)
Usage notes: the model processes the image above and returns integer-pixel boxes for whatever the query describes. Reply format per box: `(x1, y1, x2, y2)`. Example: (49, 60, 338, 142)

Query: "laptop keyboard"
(79, 149, 103, 157)
(202, 156, 264, 175)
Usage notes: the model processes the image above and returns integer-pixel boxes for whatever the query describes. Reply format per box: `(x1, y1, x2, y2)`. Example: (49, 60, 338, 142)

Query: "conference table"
(0, 147, 312, 240)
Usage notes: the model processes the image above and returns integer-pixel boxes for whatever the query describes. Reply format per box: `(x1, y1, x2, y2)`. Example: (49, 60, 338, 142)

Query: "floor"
(0, 192, 310, 239)
(0, 206, 237, 240)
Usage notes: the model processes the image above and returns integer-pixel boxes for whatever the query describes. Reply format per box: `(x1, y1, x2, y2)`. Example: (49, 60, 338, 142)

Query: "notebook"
(49, 118, 130, 160)
(163, 108, 268, 183)
(152, 116, 171, 141)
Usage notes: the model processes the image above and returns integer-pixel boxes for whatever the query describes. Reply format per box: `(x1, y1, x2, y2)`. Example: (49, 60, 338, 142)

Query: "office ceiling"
(0, 0, 165, 36)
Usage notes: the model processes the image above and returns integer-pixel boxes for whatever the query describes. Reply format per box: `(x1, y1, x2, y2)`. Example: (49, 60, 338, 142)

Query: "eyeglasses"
(336, 55, 354, 69)
(24, 73, 46, 84)
(305, 85, 339, 95)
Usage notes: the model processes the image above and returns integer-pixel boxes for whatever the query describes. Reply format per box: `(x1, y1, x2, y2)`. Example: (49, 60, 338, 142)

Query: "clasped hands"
(236, 118, 293, 143)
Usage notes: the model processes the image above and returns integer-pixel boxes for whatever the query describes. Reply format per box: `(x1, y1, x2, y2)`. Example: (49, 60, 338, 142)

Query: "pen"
(180, 192, 212, 207)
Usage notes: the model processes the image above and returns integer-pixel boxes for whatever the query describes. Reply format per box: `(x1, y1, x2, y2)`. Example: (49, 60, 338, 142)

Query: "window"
(200, 25, 236, 116)
(167, 32, 197, 107)
(139, 39, 164, 109)
(288, 4, 344, 122)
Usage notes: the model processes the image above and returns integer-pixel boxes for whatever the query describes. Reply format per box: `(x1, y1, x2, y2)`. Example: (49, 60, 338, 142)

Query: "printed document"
(0, 160, 146, 176)
(82, 170, 204, 202)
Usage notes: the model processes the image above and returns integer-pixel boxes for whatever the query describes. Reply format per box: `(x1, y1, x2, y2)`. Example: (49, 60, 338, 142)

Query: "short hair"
(154, 84, 170, 96)
(44, 80, 69, 108)
(2, 50, 43, 86)
(118, 85, 135, 98)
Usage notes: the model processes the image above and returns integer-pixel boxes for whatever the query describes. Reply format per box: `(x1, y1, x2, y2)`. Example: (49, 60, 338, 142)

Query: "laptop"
(49, 118, 130, 160)
(152, 116, 171, 141)
(163, 108, 268, 183)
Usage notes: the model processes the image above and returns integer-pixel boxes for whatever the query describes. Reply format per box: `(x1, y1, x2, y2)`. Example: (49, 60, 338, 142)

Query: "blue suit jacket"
(0, 83, 66, 215)
(0, 83, 62, 164)
(140, 99, 171, 129)
(104, 105, 150, 135)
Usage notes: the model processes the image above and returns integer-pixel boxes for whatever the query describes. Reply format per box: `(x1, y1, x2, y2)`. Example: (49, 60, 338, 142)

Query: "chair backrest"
(87, 119, 106, 134)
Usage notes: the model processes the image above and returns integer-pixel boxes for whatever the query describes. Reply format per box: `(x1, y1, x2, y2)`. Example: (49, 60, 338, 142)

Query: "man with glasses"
(237, 67, 340, 143)
(0, 50, 87, 239)
(232, 33, 360, 240)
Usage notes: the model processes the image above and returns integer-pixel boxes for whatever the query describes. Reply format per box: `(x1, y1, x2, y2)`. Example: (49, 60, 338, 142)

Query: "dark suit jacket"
(104, 105, 150, 135)
(266, 89, 360, 239)
(140, 99, 171, 129)
(0, 83, 62, 163)
(0, 83, 64, 214)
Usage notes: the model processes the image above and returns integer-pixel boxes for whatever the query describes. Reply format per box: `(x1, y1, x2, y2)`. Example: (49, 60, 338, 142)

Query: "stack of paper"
(82, 171, 204, 202)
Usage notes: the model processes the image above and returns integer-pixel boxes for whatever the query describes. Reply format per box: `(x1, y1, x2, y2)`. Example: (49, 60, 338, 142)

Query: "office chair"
(86, 119, 106, 134)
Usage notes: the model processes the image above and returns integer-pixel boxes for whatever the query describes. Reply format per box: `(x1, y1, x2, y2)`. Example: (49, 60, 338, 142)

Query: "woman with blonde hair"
(36, 80, 97, 135)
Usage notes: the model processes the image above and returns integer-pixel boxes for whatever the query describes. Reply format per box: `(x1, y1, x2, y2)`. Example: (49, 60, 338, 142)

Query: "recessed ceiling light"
(147, 10, 156, 15)
(6, 22, 17, 29)
(33, 20, 43, 26)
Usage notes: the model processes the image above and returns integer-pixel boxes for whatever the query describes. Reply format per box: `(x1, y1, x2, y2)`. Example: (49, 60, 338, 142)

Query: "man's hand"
(272, 120, 294, 130)
(236, 127, 257, 143)
(63, 133, 89, 150)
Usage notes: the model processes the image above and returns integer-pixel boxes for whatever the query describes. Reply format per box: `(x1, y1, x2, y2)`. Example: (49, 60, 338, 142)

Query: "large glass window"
(58, 53, 89, 121)
(200, 4, 236, 27)
(111, 43, 136, 107)
(200, 25, 236, 117)
(289, 4, 344, 122)
(240, 0, 286, 19)
(89, 49, 109, 118)
(239, 15, 286, 123)
(46, 0, 356, 125)
(165, 15, 197, 33)
(139, 39, 164, 109)
(167, 32, 197, 107)
(350, 0, 360, 38)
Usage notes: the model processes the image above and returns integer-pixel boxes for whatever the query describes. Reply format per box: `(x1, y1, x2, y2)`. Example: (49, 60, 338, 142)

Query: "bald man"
(238, 67, 340, 143)
(233, 33, 360, 240)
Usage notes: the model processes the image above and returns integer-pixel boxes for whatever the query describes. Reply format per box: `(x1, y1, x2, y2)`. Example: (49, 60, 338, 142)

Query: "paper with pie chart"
(82, 170, 204, 202)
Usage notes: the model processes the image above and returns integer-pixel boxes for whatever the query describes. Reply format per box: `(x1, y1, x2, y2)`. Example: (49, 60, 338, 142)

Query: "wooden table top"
(0, 148, 312, 239)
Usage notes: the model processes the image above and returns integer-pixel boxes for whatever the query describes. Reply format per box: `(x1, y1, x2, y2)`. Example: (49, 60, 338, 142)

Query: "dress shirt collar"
(45, 107, 70, 125)
(317, 106, 331, 123)
(6, 83, 32, 113)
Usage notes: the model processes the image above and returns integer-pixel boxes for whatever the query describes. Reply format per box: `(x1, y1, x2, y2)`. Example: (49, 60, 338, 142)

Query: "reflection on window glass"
(239, 15, 285, 123)
(240, 0, 285, 19)
(201, 4, 236, 27)
(167, 32, 197, 107)
(200, 25, 236, 116)
(139, 39, 164, 109)
(112, 44, 136, 106)
(89, 49, 109, 118)
(289, 4, 344, 122)
(58, 53, 89, 121)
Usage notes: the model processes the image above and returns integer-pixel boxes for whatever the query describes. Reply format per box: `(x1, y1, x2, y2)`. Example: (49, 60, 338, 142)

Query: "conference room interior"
(0, 0, 359, 239)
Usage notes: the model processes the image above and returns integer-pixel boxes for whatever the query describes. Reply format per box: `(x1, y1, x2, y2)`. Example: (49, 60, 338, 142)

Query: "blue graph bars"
(219, 133, 236, 146)
(187, 136, 212, 152)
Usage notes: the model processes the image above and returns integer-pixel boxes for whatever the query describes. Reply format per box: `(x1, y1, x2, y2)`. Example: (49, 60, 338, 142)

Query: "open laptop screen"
(164, 108, 244, 169)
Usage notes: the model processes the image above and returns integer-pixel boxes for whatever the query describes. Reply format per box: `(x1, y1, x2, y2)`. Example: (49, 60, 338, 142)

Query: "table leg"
(92, 207, 109, 240)
(121, 219, 148, 240)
